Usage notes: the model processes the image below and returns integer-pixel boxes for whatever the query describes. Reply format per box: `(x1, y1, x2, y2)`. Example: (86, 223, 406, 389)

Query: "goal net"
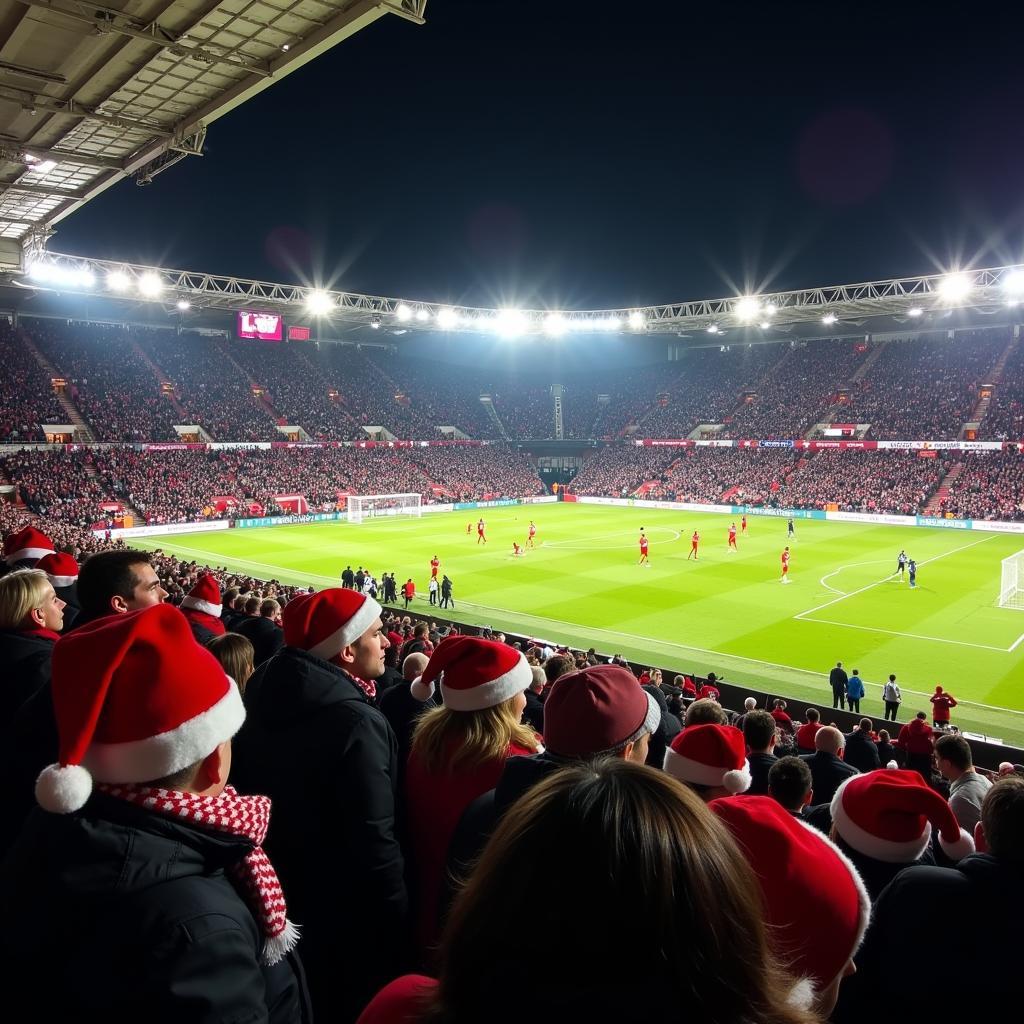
(999, 548, 1024, 610)
(347, 492, 422, 525)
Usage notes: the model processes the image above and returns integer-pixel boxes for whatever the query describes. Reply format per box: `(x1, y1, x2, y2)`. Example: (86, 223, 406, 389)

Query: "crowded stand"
(981, 336, 1024, 441)
(933, 450, 1024, 521)
(28, 321, 181, 441)
(134, 330, 280, 441)
(722, 340, 868, 440)
(851, 330, 1007, 440)
(0, 321, 66, 443)
(0, 448, 114, 527)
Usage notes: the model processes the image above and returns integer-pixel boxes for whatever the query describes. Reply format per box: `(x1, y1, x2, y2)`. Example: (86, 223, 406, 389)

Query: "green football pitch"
(137, 504, 1024, 746)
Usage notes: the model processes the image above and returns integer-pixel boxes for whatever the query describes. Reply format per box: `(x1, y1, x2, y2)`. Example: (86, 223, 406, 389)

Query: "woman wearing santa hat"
(359, 760, 822, 1024)
(405, 635, 542, 956)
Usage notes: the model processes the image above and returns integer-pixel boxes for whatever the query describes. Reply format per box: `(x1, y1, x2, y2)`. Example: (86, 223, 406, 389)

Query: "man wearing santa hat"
(663, 723, 753, 800)
(35, 550, 80, 631)
(0, 524, 54, 576)
(231, 588, 407, 1023)
(0, 604, 308, 1021)
(179, 571, 228, 644)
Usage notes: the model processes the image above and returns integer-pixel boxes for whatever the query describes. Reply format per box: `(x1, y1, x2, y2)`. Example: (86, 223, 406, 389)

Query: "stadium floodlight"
(764, 303, 777, 316)
(603, 316, 622, 331)
(628, 311, 645, 329)
(415, 308, 430, 322)
(107, 270, 131, 291)
(138, 272, 163, 297)
(493, 309, 528, 338)
(306, 290, 333, 315)
(436, 308, 459, 329)
(759, 321, 771, 330)
(176, 299, 191, 311)
(734, 296, 761, 322)
(370, 315, 382, 329)
(543, 312, 568, 337)
(1003, 270, 1024, 299)
(937, 272, 972, 302)
(395, 303, 412, 321)
(822, 313, 837, 325)
(707, 324, 720, 334)
(907, 307, 923, 317)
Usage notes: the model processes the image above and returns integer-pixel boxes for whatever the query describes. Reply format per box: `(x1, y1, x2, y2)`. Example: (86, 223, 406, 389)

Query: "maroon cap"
(544, 665, 661, 758)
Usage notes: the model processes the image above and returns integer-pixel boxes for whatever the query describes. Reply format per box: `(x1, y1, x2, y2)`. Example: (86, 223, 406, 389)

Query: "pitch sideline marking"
(799, 616, 1010, 653)
(819, 559, 895, 596)
(1009, 632, 1024, 653)
(795, 535, 997, 620)
(143, 537, 1024, 717)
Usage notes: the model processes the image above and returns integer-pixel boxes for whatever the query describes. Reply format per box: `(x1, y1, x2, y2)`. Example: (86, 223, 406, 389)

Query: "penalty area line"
(794, 616, 1010, 654)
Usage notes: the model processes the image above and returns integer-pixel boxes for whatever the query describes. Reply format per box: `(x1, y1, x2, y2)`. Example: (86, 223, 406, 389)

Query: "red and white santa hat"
(830, 767, 975, 863)
(36, 551, 79, 589)
(282, 587, 382, 661)
(36, 604, 244, 815)
(3, 525, 55, 565)
(711, 795, 871, 1005)
(180, 572, 224, 618)
(410, 634, 532, 711)
(663, 724, 751, 794)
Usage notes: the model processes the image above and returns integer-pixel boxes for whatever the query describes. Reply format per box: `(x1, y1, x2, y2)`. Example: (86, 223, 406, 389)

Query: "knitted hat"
(3, 525, 54, 565)
(711, 796, 871, 1001)
(410, 635, 532, 711)
(663, 724, 751, 793)
(36, 604, 244, 814)
(830, 768, 975, 863)
(282, 587, 382, 661)
(36, 551, 79, 589)
(544, 665, 661, 757)
(180, 572, 224, 618)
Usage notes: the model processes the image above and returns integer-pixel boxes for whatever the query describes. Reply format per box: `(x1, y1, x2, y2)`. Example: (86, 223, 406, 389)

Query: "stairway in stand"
(922, 461, 964, 515)
(18, 327, 96, 441)
(129, 339, 192, 422)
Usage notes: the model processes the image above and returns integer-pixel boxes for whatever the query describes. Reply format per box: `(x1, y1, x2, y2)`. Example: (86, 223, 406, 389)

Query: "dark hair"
(544, 655, 573, 684)
(77, 550, 151, 615)
(982, 776, 1024, 866)
(916, 711, 927, 720)
(768, 756, 813, 811)
(243, 597, 260, 615)
(743, 710, 777, 751)
(934, 733, 972, 771)
(859, 718, 872, 732)
(685, 698, 729, 727)
(806, 708, 820, 723)
(430, 761, 816, 1023)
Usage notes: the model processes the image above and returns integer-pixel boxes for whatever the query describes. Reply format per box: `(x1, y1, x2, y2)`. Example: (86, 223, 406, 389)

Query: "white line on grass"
(819, 559, 894, 596)
(800, 617, 1011, 653)
(795, 535, 997, 620)
(1009, 632, 1024, 653)
(450, 597, 1024, 716)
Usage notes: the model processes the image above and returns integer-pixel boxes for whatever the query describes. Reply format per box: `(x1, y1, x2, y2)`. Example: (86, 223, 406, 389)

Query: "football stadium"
(0, 2, 1022, 1019)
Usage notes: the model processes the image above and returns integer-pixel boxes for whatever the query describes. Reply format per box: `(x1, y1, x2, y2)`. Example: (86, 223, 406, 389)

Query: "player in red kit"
(477, 518, 486, 544)
(781, 546, 791, 583)
(430, 555, 440, 578)
(688, 530, 700, 560)
(638, 529, 650, 566)
(727, 523, 737, 551)
(741, 515, 748, 534)
(513, 540, 524, 557)
(527, 520, 537, 548)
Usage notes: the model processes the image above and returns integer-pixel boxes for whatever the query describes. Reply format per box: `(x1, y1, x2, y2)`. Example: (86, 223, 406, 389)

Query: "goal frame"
(347, 492, 422, 525)
(998, 548, 1024, 611)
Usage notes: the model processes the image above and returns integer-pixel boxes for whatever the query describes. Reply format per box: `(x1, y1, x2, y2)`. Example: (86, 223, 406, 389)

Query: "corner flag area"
(138, 503, 1024, 744)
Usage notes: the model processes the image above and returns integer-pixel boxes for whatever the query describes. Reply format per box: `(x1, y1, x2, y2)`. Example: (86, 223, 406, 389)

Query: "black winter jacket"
(0, 628, 54, 720)
(235, 614, 285, 666)
(231, 646, 409, 1022)
(0, 793, 309, 1022)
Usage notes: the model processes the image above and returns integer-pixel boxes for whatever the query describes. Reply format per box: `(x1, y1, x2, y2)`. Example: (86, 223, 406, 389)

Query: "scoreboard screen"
(237, 311, 283, 341)
(288, 325, 311, 341)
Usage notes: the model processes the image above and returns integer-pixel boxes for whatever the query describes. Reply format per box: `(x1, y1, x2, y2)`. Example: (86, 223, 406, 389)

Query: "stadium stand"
(0, 322, 66, 443)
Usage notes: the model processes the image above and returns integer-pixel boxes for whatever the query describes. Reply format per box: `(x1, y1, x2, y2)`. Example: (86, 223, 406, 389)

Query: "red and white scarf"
(99, 783, 299, 965)
(350, 673, 376, 700)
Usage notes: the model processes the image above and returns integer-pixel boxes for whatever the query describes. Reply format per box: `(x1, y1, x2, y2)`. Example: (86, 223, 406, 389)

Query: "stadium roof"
(0, 0, 427, 254)
(10, 251, 1024, 341)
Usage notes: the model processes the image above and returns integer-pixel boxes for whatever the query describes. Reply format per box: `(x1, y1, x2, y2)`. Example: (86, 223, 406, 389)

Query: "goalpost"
(347, 493, 422, 525)
(999, 548, 1024, 610)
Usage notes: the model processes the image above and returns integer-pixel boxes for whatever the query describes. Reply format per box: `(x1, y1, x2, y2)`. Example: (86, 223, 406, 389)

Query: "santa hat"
(36, 551, 79, 589)
(544, 664, 660, 758)
(663, 724, 751, 794)
(180, 573, 224, 618)
(410, 635, 531, 711)
(36, 604, 244, 815)
(3, 525, 54, 565)
(282, 587, 381, 661)
(711, 796, 870, 1003)
(830, 768, 975, 863)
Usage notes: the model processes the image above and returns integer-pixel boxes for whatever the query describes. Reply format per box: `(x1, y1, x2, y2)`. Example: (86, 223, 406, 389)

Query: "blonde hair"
(206, 632, 255, 694)
(412, 697, 540, 773)
(0, 568, 53, 630)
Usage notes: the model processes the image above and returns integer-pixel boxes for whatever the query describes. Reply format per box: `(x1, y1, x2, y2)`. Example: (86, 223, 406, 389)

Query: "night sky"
(53, 2, 1024, 311)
